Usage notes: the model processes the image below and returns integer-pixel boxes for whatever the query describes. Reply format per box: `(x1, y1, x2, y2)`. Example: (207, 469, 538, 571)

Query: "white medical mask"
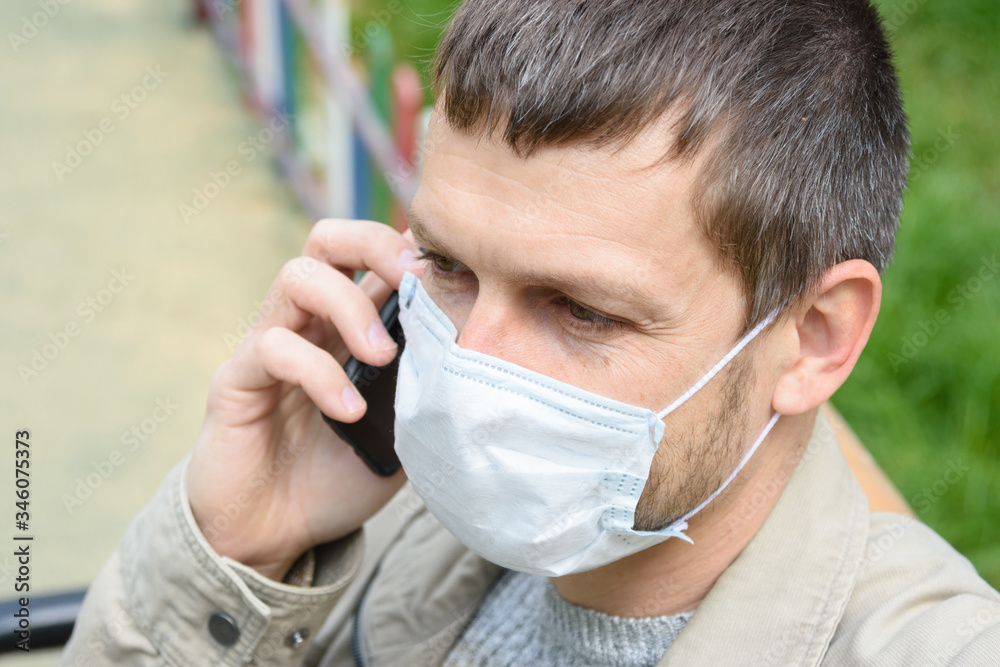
(393, 270, 781, 578)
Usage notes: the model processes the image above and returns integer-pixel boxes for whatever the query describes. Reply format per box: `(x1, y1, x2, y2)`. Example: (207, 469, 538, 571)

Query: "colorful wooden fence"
(194, 0, 429, 231)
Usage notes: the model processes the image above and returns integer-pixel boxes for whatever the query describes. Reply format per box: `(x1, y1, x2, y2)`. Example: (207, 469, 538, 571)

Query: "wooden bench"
(823, 402, 913, 516)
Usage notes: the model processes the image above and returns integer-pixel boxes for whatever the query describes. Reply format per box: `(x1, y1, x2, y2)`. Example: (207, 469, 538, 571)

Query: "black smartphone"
(321, 290, 405, 476)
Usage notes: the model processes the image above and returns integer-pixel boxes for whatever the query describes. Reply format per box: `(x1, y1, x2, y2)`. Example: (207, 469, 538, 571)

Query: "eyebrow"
(406, 206, 664, 321)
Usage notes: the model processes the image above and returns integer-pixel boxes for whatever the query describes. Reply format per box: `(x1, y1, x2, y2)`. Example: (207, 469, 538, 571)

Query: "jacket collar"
(360, 411, 869, 666)
(658, 411, 870, 665)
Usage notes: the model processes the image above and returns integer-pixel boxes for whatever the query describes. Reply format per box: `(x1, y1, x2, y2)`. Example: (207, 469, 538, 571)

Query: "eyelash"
(414, 248, 625, 334)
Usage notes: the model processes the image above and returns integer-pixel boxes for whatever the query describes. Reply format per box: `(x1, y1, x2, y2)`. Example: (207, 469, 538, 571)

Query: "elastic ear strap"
(676, 411, 781, 526)
(656, 309, 778, 419)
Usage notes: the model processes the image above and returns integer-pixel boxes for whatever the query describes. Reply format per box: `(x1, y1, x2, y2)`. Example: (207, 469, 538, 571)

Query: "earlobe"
(772, 260, 881, 415)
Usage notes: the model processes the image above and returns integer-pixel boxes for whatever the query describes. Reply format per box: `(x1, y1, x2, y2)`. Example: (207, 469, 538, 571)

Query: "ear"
(771, 260, 881, 415)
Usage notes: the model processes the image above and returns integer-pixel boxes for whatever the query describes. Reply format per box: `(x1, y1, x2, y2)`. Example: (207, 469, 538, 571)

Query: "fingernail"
(341, 385, 365, 414)
(368, 319, 397, 350)
(398, 248, 422, 271)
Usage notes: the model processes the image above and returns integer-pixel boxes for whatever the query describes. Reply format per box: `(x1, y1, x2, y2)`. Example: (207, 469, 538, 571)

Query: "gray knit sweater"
(442, 569, 693, 667)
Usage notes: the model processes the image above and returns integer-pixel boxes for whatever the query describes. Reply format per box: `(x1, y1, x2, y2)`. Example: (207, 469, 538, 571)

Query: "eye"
(557, 297, 624, 333)
(415, 248, 464, 274)
(432, 255, 460, 272)
(416, 248, 624, 335)
(566, 300, 603, 322)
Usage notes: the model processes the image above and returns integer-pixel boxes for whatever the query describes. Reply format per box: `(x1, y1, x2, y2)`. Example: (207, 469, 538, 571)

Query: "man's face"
(407, 110, 771, 529)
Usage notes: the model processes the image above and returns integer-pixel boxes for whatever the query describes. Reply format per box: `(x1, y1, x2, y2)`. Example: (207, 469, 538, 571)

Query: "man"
(62, 0, 1000, 665)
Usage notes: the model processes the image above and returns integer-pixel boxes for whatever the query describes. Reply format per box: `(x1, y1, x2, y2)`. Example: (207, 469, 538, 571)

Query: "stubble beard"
(632, 352, 756, 532)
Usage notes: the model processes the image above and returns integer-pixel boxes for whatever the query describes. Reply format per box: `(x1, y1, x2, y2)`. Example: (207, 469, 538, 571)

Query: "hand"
(185, 219, 424, 581)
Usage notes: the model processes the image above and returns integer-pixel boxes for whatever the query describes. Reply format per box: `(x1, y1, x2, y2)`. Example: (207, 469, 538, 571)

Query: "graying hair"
(433, 0, 910, 332)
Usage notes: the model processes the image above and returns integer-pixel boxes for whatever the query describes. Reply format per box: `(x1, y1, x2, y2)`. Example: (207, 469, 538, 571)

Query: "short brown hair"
(432, 0, 910, 332)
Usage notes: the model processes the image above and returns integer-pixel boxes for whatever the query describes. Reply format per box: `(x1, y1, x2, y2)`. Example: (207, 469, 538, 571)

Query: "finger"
(227, 260, 394, 386)
(247, 223, 424, 342)
(353, 230, 423, 305)
(282, 261, 402, 365)
(251, 326, 367, 422)
(227, 267, 405, 390)
(304, 219, 425, 289)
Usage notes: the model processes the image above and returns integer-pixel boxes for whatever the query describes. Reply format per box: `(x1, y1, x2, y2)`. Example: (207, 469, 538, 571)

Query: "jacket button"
(208, 612, 240, 646)
(285, 628, 309, 648)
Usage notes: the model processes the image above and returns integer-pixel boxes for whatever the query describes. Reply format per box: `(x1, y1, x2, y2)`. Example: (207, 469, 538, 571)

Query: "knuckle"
(255, 327, 288, 362)
(207, 360, 234, 399)
(212, 359, 234, 384)
(277, 260, 298, 288)
(298, 255, 320, 278)
(310, 217, 344, 236)
(278, 257, 313, 290)
(305, 218, 341, 251)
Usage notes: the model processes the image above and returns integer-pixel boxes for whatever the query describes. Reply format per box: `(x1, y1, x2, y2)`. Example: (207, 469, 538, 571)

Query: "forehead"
(411, 110, 727, 310)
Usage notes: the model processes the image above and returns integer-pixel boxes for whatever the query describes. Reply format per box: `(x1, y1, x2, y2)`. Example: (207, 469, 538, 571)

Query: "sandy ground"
(0, 1, 313, 662)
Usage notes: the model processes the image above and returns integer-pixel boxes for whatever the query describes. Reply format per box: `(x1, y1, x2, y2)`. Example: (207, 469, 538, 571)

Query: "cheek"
(422, 276, 681, 410)
(566, 341, 679, 409)
(421, 276, 477, 329)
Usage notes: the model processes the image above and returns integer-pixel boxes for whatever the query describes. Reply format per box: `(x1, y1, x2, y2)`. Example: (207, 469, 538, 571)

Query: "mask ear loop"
(666, 411, 782, 535)
(649, 306, 785, 535)
(646, 309, 780, 447)
(655, 308, 779, 421)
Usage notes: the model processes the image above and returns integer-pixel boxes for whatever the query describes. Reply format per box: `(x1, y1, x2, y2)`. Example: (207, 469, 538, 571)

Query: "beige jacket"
(60, 412, 1000, 666)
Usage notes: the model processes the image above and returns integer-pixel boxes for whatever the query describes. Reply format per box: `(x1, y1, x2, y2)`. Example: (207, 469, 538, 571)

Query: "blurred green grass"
(357, 0, 1000, 587)
(837, 0, 1000, 587)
